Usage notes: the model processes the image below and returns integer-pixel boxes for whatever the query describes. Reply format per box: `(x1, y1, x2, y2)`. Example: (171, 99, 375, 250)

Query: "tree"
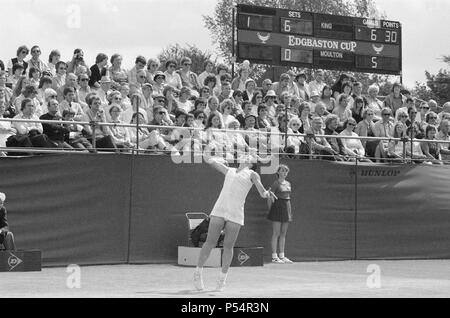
(156, 43, 218, 75)
(412, 56, 450, 105)
(203, 0, 392, 92)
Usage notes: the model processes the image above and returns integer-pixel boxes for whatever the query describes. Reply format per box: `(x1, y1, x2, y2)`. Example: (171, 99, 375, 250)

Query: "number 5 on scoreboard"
(372, 57, 378, 68)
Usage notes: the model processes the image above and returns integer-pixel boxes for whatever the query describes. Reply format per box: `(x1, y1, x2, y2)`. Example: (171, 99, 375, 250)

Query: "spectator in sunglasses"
(339, 118, 371, 162)
(146, 58, 160, 85)
(178, 57, 200, 90)
(77, 74, 91, 111)
(7, 45, 29, 76)
(27, 45, 49, 75)
(164, 59, 182, 90)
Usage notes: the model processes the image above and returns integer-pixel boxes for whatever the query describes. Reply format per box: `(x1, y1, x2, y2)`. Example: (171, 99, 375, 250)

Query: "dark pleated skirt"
(267, 199, 292, 223)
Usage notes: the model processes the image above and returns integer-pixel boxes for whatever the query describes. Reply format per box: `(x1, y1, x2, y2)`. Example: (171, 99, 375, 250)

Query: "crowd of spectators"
(1, 45, 450, 163)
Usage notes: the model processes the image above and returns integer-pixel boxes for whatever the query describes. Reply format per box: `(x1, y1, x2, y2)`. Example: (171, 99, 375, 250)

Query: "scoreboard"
(236, 4, 402, 75)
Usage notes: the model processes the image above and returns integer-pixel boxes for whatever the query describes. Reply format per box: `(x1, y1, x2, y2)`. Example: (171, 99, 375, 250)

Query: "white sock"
(279, 253, 285, 259)
(219, 271, 228, 281)
(195, 267, 203, 274)
(272, 253, 278, 259)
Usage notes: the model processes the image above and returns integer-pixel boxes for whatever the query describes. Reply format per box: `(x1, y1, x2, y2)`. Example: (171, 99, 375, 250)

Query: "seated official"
(0, 192, 16, 251)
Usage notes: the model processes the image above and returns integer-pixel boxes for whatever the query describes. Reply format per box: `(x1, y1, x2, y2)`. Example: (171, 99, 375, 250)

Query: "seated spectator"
(108, 105, 134, 151)
(148, 106, 174, 143)
(152, 71, 166, 95)
(141, 83, 154, 113)
(305, 116, 335, 160)
(128, 112, 172, 152)
(7, 45, 29, 76)
(373, 108, 395, 161)
(0, 192, 16, 251)
(264, 90, 278, 119)
(331, 73, 350, 100)
(8, 63, 25, 90)
(308, 69, 326, 97)
(428, 99, 439, 114)
(57, 73, 80, 103)
(396, 97, 415, 117)
(220, 98, 236, 128)
(417, 101, 430, 124)
(204, 111, 228, 157)
(78, 73, 91, 110)
(405, 105, 425, 139)
(324, 114, 346, 161)
(294, 72, 309, 101)
(28, 67, 41, 88)
(0, 71, 14, 108)
(225, 119, 252, 156)
(108, 54, 128, 85)
(214, 63, 229, 95)
(339, 118, 371, 162)
(14, 85, 43, 117)
(198, 60, 215, 89)
(177, 87, 193, 113)
(387, 122, 407, 161)
(286, 117, 305, 155)
(321, 85, 335, 112)
(96, 76, 113, 105)
(47, 49, 61, 77)
(89, 53, 108, 88)
(351, 96, 366, 123)
(127, 55, 147, 85)
(366, 84, 383, 122)
(308, 90, 320, 112)
(384, 83, 406, 116)
(27, 45, 49, 75)
(67, 49, 91, 77)
(298, 102, 312, 133)
(436, 120, 450, 160)
(219, 81, 234, 103)
(178, 57, 200, 90)
(40, 99, 73, 149)
(119, 84, 131, 111)
(341, 82, 354, 107)
(146, 58, 160, 85)
(424, 111, 439, 130)
(421, 125, 442, 164)
(332, 94, 353, 132)
(272, 73, 290, 100)
(52, 61, 67, 92)
(122, 93, 148, 126)
(81, 95, 117, 151)
(231, 90, 244, 115)
(59, 87, 85, 121)
(351, 82, 368, 108)
(257, 104, 275, 130)
(37, 76, 53, 108)
(203, 75, 217, 98)
(355, 108, 376, 156)
(313, 101, 329, 126)
(164, 59, 182, 90)
(0, 101, 17, 156)
(12, 98, 56, 148)
(62, 110, 93, 151)
(405, 126, 427, 162)
(231, 67, 250, 92)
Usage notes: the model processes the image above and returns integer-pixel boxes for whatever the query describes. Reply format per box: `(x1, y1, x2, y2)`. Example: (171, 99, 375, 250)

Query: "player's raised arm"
(205, 156, 229, 175)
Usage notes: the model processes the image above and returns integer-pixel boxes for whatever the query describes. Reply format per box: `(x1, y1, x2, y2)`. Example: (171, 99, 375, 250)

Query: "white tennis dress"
(210, 167, 254, 226)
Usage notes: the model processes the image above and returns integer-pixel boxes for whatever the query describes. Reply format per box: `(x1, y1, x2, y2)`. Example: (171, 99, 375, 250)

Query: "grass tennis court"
(1, 260, 450, 298)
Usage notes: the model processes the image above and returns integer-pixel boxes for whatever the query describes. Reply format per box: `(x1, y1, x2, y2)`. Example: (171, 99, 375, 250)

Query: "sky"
(0, 0, 449, 88)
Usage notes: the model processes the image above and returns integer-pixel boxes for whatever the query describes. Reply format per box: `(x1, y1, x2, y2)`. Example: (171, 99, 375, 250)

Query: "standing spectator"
(109, 54, 128, 85)
(366, 84, 383, 122)
(40, 99, 72, 149)
(81, 95, 117, 151)
(89, 53, 109, 88)
(127, 55, 147, 85)
(164, 59, 182, 90)
(27, 45, 49, 75)
(198, 60, 215, 89)
(52, 61, 67, 92)
(384, 83, 406, 116)
(7, 45, 29, 75)
(146, 58, 160, 85)
(308, 69, 326, 96)
(67, 49, 91, 76)
(294, 72, 310, 101)
(0, 192, 16, 251)
(47, 50, 61, 77)
(178, 57, 200, 90)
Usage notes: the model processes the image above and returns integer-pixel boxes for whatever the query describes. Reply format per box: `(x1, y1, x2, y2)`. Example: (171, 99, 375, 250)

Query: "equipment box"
(0, 250, 42, 272)
(177, 246, 263, 267)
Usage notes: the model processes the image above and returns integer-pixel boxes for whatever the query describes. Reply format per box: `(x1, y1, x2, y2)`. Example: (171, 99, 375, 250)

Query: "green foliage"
(156, 43, 218, 75)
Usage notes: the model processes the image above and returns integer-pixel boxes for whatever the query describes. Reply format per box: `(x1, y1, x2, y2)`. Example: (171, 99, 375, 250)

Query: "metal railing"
(1, 117, 450, 164)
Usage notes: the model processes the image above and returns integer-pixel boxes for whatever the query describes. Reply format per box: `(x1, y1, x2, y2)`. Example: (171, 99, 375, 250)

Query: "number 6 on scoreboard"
(372, 57, 378, 68)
